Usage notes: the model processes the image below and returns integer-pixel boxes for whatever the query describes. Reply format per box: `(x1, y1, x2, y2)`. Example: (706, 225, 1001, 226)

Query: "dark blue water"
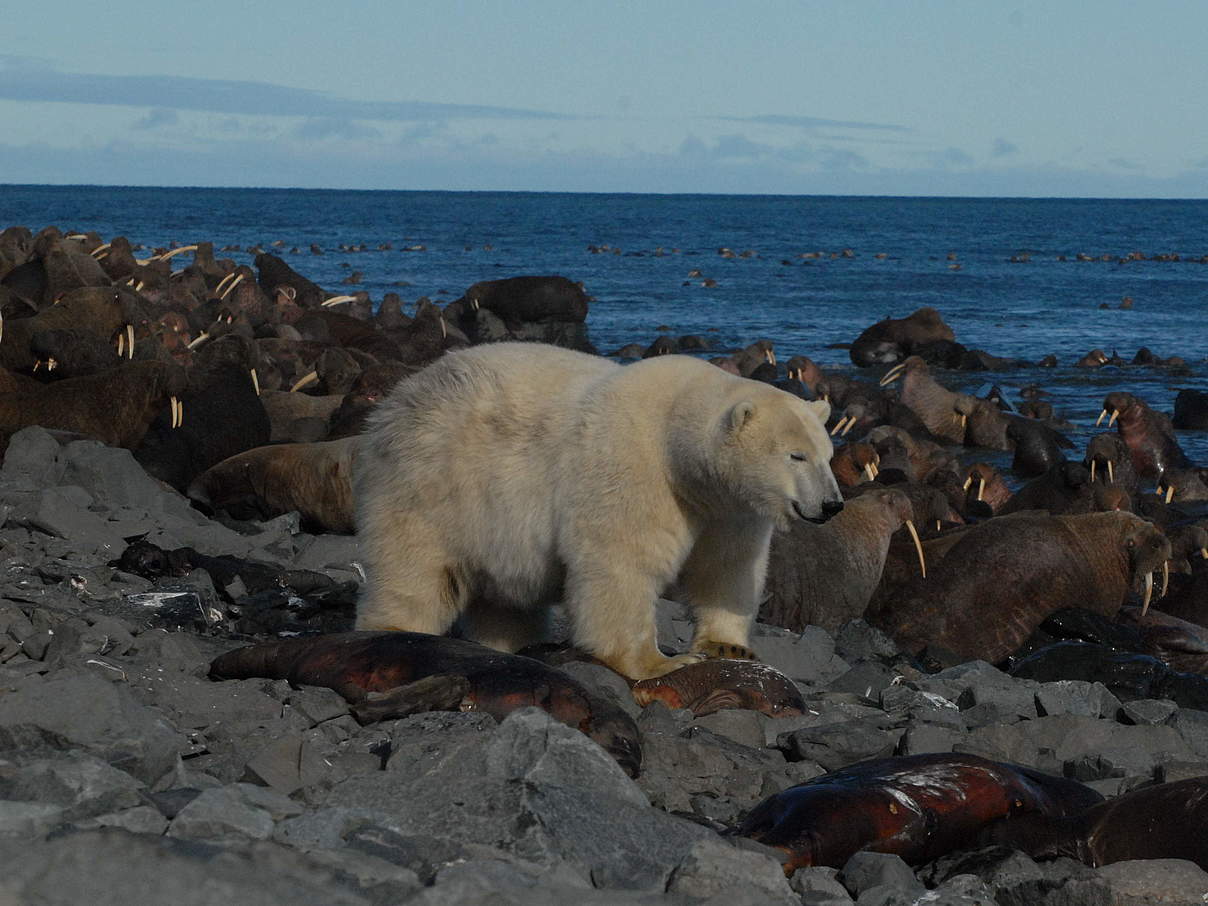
(4, 185, 1208, 464)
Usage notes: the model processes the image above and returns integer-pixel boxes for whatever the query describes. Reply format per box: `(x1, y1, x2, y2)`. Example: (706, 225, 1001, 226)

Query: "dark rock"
(666, 838, 797, 904)
(1096, 859, 1208, 905)
(0, 753, 144, 821)
(1118, 699, 1178, 725)
(829, 662, 899, 703)
(168, 784, 276, 840)
(1036, 681, 1121, 719)
(834, 619, 901, 662)
(842, 852, 925, 898)
(777, 717, 903, 770)
(791, 865, 855, 904)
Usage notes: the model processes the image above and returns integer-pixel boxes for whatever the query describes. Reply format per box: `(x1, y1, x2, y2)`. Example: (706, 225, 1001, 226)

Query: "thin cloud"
(716, 113, 909, 133)
(991, 137, 1019, 157)
(0, 57, 577, 123)
(293, 117, 381, 141)
(132, 108, 178, 130)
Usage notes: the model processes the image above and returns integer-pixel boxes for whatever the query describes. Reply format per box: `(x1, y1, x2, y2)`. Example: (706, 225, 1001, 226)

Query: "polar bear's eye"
(790, 453, 808, 462)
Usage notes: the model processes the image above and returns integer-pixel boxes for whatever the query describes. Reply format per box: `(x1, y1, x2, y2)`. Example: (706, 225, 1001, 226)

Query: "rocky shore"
(2, 227, 1208, 905)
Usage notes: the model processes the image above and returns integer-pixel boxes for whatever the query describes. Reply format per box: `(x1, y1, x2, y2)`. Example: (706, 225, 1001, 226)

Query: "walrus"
(187, 436, 355, 533)
(849, 307, 956, 367)
(0, 286, 146, 372)
(1097, 391, 1189, 478)
(1083, 432, 1139, 494)
(208, 630, 642, 777)
(1117, 605, 1208, 674)
(1173, 388, 1208, 430)
(0, 360, 185, 454)
(868, 511, 1171, 663)
(829, 442, 880, 487)
(980, 777, 1208, 870)
(631, 658, 806, 718)
(878, 356, 966, 444)
(762, 488, 926, 634)
(735, 752, 1103, 873)
(962, 462, 1011, 513)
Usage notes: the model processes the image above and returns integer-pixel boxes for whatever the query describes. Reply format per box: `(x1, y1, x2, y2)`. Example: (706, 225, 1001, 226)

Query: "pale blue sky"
(2, 1, 1207, 196)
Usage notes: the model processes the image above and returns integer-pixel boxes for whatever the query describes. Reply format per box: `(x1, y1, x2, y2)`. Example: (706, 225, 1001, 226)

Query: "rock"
(841, 852, 925, 898)
(0, 828, 375, 905)
(791, 865, 855, 904)
(23, 488, 126, 554)
(755, 624, 851, 685)
(666, 837, 797, 904)
(0, 670, 184, 784)
(834, 619, 901, 662)
(0, 753, 145, 821)
(0, 426, 64, 486)
(1036, 681, 1121, 719)
(242, 733, 331, 794)
(1096, 858, 1208, 904)
(0, 800, 65, 837)
(829, 662, 899, 703)
(692, 709, 767, 750)
(80, 804, 169, 835)
(1169, 708, 1208, 758)
(168, 785, 276, 840)
(777, 717, 903, 771)
(1118, 699, 1179, 726)
(899, 723, 962, 755)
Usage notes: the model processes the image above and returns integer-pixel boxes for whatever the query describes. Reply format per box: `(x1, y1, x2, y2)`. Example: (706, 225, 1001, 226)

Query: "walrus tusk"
(1107, 460, 1114, 484)
(186, 332, 209, 350)
(1095, 409, 1107, 427)
(1161, 561, 1169, 598)
(962, 476, 972, 491)
(879, 362, 907, 387)
(155, 244, 197, 262)
(1090, 460, 1097, 483)
(126, 324, 135, 359)
(905, 520, 926, 578)
(1201, 547, 1208, 560)
(471, 297, 480, 311)
(869, 461, 879, 478)
(290, 371, 319, 392)
(841, 418, 855, 437)
(169, 397, 180, 429)
(1141, 571, 1153, 616)
(134, 281, 145, 293)
(214, 273, 235, 296)
(321, 294, 357, 308)
(977, 477, 986, 502)
(863, 462, 877, 482)
(822, 394, 829, 403)
(1165, 485, 1175, 504)
(219, 273, 244, 300)
(1108, 410, 1118, 427)
(115, 332, 124, 358)
(830, 416, 847, 436)
(176, 400, 185, 428)
(90, 243, 110, 258)
(46, 357, 57, 372)
(250, 368, 260, 396)
(768, 350, 777, 366)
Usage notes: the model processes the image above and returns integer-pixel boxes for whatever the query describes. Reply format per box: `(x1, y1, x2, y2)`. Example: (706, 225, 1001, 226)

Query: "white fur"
(353, 343, 840, 680)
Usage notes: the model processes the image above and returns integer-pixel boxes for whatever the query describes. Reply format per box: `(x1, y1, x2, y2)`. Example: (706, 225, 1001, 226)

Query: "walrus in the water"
(849, 307, 955, 367)
(188, 436, 355, 533)
(962, 463, 1011, 513)
(762, 488, 925, 634)
(1006, 416, 1072, 476)
(1173, 388, 1208, 430)
(208, 631, 642, 777)
(1155, 466, 1208, 503)
(1082, 432, 1139, 494)
(1097, 391, 1189, 478)
(980, 777, 1208, 870)
(735, 752, 1103, 873)
(631, 659, 806, 717)
(878, 356, 966, 444)
(868, 511, 1171, 663)
(0, 360, 185, 454)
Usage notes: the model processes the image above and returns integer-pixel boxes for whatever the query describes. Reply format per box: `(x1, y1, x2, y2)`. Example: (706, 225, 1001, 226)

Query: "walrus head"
(1121, 518, 1172, 614)
(1096, 391, 1141, 428)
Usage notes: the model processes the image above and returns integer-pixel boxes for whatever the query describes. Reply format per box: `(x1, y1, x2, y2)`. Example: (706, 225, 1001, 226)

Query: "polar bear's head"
(717, 392, 843, 528)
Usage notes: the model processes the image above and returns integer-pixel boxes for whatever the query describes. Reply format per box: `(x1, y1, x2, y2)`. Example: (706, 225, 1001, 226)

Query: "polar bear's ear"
(726, 400, 756, 434)
(806, 399, 831, 424)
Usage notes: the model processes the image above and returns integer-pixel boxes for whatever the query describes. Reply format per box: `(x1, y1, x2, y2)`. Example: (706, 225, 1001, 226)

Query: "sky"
(2, 1, 1207, 196)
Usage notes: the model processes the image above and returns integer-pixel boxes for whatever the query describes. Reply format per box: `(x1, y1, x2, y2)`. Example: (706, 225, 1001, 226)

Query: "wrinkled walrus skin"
(208, 631, 641, 777)
(981, 777, 1208, 870)
(735, 752, 1103, 873)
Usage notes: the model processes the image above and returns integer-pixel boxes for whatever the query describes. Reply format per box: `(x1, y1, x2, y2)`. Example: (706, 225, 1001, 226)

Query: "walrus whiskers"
(905, 519, 926, 578)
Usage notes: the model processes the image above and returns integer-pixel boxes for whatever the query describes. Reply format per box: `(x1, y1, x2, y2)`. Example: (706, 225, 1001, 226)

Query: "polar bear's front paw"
(608, 650, 705, 681)
(692, 640, 759, 661)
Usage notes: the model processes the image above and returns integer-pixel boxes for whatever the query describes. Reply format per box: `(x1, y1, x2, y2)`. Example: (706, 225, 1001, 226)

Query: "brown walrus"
(849, 307, 955, 367)
(1097, 391, 1189, 478)
(187, 436, 355, 533)
(0, 360, 185, 454)
(208, 630, 642, 777)
(878, 356, 966, 444)
(631, 658, 806, 717)
(735, 752, 1103, 873)
(868, 511, 1171, 663)
(980, 777, 1208, 870)
(762, 488, 925, 634)
(829, 442, 880, 487)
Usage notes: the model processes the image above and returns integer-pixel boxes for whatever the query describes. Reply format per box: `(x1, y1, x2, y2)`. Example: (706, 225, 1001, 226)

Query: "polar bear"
(353, 342, 842, 680)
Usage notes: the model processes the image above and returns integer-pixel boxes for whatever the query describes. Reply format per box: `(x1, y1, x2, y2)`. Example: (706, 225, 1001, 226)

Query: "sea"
(4, 185, 1208, 468)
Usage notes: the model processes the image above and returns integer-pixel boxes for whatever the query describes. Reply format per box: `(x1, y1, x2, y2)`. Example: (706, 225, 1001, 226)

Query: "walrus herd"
(4, 222, 1208, 898)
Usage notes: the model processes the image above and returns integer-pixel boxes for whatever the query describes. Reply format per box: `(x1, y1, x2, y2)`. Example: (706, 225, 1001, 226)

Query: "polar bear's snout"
(794, 496, 845, 524)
